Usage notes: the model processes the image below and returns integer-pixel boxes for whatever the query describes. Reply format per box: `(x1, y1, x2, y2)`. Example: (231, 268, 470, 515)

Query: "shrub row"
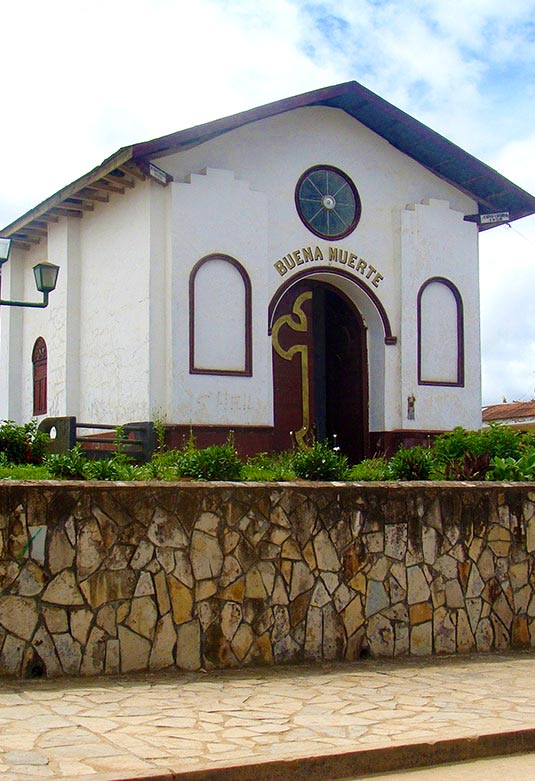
(1, 421, 535, 482)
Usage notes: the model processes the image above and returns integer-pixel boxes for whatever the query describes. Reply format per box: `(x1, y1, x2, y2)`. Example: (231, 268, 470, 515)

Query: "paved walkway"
(1, 653, 535, 781)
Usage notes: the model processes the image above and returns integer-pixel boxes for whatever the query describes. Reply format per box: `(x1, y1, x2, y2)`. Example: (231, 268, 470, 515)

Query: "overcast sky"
(1, 0, 534, 406)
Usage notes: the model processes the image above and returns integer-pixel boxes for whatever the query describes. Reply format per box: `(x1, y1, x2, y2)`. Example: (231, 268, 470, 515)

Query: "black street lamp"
(0, 238, 59, 308)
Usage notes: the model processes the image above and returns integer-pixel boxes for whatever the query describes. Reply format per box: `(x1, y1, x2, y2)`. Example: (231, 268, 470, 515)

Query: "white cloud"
(480, 218, 535, 404)
(479, 133, 535, 403)
(290, 0, 535, 153)
(1, 0, 342, 226)
(3, 0, 533, 225)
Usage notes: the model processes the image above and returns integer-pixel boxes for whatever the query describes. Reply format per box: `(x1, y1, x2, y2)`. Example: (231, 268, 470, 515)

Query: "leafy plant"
(444, 452, 491, 481)
(175, 433, 244, 481)
(292, 440, 349, 481)
(347, 458, 390, 481)
(137, 453, 175, 480)
(114, 425, 127, 454)
(45, 445, 87, 479)
(46, 445, 142, 481)
(0, 419, 50, 465)
(387, 446, 433, 481)
(83, 457, 140, 481)
(431, 425, 534, 481)
(433, 425, 525, 466)
(243, 451, 296, 481)
(153, 415, 167, 453)
(487, 450, 535, 481)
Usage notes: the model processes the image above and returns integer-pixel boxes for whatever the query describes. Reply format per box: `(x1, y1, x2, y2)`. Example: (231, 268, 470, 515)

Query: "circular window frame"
(295, 164, 362, 241)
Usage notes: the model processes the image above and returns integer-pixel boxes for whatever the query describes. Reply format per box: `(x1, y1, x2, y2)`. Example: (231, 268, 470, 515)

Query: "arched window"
(189, 254, 252, 376)
(418, 278, 464, 386)
(32, 337, 48, 415)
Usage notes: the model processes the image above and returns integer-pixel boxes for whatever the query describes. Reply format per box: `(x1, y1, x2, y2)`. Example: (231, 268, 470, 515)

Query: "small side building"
(483, 402, 535, 432)
(1, 81, 535, 460)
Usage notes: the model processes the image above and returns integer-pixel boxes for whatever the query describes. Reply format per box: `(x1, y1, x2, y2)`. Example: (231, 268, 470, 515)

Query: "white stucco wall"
(0, 181, 155, 425)
(77, 182, 152, 423)
(156, 106, 479, 433)
(1, 103, 482, 442)
(46, 218, 80, 419)
(171, 168, 270, 426)
(400, 198, 481, 431)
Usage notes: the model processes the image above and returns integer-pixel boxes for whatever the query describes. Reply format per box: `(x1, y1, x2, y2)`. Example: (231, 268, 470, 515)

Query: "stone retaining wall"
(1, 481, 534, 677)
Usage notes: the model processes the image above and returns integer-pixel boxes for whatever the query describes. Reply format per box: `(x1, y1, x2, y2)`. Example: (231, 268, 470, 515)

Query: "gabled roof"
(2, 81, 535, 249)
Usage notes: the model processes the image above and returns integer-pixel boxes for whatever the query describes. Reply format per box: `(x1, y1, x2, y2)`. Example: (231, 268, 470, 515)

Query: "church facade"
(1, 82, 534, 460)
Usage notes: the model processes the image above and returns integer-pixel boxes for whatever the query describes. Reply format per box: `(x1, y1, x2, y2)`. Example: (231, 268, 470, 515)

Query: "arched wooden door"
(272, 281, 368, 462)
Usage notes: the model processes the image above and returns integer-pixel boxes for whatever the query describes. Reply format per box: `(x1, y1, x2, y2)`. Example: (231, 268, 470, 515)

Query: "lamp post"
(0, 238, 59, 308)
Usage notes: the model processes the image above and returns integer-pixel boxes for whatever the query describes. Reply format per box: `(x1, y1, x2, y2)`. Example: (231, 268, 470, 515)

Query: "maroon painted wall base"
(164, 425, 274, 459)
(370, 430, 444, 458)
(164, 425, 445, 462)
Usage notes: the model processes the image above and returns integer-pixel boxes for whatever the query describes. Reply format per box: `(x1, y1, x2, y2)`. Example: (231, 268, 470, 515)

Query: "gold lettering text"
(273, 245, 384, 287)
(285, 254, 296, 269)
(372, 273, 384, 288)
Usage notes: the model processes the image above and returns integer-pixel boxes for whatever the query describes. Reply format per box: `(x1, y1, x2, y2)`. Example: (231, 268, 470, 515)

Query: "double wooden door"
(272, 281, 367, 462)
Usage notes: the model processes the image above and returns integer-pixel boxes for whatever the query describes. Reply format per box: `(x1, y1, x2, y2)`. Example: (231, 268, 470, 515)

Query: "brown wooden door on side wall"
(272, 281, 367, 462)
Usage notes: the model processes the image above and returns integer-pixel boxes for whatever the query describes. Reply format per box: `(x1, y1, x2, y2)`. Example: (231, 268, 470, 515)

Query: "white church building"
(1, 81, 534, 460)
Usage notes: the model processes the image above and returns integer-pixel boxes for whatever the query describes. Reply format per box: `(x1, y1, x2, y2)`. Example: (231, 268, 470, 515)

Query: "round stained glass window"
(295, 165, 361, 240)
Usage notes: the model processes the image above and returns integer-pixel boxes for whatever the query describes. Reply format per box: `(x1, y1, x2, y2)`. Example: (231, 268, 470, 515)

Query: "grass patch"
(0, 463, 53, 480)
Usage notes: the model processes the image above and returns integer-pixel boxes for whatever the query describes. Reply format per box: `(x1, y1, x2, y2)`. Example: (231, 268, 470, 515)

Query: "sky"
(0, 0, 534, 406)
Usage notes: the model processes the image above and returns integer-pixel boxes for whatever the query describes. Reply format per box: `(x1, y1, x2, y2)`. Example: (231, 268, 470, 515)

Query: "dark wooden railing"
(37, 417, 155, 463)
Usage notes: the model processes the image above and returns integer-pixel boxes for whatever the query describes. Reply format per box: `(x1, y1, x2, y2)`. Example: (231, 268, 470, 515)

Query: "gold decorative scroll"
(272, 291, 312, 447)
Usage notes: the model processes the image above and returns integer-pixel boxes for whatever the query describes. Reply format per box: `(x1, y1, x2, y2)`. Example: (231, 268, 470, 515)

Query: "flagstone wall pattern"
(1, 481, 534, 678)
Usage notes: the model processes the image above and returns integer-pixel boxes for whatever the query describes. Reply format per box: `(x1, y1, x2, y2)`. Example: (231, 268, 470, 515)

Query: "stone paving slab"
(1, 653, 535, 781)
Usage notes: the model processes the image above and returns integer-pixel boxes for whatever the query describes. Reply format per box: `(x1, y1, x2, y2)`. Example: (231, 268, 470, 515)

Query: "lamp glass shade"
(33, 262, 60, 293)
(0, 238, 12, 263)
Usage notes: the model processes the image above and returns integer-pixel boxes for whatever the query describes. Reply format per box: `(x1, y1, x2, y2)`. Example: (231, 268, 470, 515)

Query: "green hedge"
(2, 422, 535, 482)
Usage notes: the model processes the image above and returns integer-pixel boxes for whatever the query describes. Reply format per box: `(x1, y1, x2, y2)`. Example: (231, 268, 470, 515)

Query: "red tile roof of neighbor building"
(482, 401, 535, 423)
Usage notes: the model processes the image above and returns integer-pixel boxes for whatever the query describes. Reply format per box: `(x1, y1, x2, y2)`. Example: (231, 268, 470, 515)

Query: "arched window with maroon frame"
(418, 277, 464, 387)
(189, 254, 252, 376)
(32, 337, 48, 415)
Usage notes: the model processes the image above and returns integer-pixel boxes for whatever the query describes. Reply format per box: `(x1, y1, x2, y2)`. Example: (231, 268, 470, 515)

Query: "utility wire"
(505, 222, 534, 245)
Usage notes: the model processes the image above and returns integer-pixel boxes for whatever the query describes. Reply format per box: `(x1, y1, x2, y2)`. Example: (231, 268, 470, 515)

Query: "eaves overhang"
(0, 148, 146, 250)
